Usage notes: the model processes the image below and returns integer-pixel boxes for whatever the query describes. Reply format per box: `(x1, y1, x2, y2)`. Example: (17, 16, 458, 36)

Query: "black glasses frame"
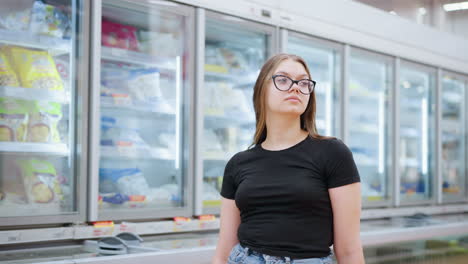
(271, 75, 316, 95)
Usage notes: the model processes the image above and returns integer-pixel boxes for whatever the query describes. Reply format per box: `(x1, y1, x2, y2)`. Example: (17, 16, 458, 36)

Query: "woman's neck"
(262, 114, 308, 150)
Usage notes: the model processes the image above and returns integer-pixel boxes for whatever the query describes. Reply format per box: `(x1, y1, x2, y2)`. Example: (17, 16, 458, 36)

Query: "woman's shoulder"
(309, 136, 352, 155)
(226, 146, 259, 165)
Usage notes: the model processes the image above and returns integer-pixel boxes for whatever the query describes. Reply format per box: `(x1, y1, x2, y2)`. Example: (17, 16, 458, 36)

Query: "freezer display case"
(287, 33, 341, 137)
(441, 73, 466, 202)
(399, 62, 436, 203)
(0, 0, 86, 224)
(90, 0, 194, 220)
(348, 49, 393, 205)
(199, 12, 274, 213)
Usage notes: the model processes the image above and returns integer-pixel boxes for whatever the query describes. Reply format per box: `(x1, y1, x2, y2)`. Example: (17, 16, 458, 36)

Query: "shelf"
(204, 113, 255, 129)
(0, 142, 69, 155)
(100, 146, 175, 160)
(100, 99, 175, 116)
(0, 29, 70, 56)
(101, 47, 177, 71)
(0, 86, 70, 103)
(205, 71, 256, 88)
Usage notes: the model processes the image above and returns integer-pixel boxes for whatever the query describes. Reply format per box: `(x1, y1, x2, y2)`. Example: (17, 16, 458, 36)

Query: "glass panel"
(98, 2, 189, 212)
(364, 234, 468, 264)
(288, 35, 341, 137)
(441, 74, 466, 201)
(399, 63, 436, 203)
(348, 50, 392, 203)
(202, 16, 270, 210)
(0, 0, 79, 217)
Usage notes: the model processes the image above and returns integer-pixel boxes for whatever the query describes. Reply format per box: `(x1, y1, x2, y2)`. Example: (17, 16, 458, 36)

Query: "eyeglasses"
(272, 75, 316, 95)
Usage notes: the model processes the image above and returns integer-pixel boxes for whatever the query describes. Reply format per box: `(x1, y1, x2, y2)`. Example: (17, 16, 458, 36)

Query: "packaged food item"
(29, 0, 70, 38)
(100, 115, 150, 149)
(100, 64, 131, 105)
(137, 30, 180, 56)
(1, 157, 28, 204)
(18, 158, 63, 204)
(27, 101, 62, 143)
(99, 168, 150, 196)
(102, 19, 138, 51)
(0, 50, 20, 87)
(0, 98, 28, 141)
(205, 45, 228, 73)
(219, 47, 248, 73)
(128, 68, 161, 101)
(4, 46, 63, 90)
(53, 55, 69, 86)
(0, 0, 34, 31)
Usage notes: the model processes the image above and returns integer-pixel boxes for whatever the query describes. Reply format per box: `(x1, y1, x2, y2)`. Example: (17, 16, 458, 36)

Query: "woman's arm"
(212, 197, 241, 264)
(329, 182, 365, 264)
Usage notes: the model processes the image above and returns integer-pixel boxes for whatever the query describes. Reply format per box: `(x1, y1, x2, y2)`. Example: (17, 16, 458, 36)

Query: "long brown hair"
(251, 53, 329, 147)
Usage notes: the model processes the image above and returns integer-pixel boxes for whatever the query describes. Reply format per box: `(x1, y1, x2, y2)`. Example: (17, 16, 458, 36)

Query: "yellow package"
(27, 101, 62, 143)
(0, 51, 20, 87)
(0, 98, 28, 142)
(18, 159, 63, 205)
(3, 46, 63, 91)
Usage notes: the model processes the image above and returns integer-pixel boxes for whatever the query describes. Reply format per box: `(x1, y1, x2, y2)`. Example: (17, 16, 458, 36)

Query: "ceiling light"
(443, 2, 468, 12)
(389, 11, 397, 15)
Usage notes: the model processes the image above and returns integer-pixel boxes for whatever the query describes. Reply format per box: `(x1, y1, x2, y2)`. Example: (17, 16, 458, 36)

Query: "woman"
(212, 54, 364, 264)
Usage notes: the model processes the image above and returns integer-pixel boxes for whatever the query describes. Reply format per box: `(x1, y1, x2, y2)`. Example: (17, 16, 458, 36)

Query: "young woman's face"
(265, 59, 310, 117)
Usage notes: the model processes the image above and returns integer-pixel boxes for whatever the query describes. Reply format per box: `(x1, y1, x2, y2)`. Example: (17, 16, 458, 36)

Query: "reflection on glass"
(399, 64, 435, 202)
(202, 17, 268, 209)
(288, 36, 341, 136)
(441, 74, 466, 201)
(364, 234, 468, 263)
(98, 3, 188, 211)
(0, 0, 77, 217)
(348, 51, 392, 203)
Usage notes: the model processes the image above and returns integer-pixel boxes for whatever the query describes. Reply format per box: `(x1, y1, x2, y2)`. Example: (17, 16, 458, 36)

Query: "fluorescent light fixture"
(421, 98, 428, 175)
(175, 56, 181, 170)
(443, 2, 468, 12)
(378, 92, 385, 174)
(148, 0, 179, 6)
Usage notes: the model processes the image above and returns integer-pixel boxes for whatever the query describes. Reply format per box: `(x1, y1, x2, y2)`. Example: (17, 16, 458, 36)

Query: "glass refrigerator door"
(95, 0, 193, 219)
(0, 0, 84, 224)
(441, 73, 466, 202)
(348, 49, 393, 205)
(287, 34, 341, 137)
(399, 62, 436, 203)
(201, 13, 273, 212)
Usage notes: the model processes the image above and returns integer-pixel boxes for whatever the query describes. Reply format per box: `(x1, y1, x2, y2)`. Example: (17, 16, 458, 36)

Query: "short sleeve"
(220, 154, 239, 199)
(325, 139, 360, 189)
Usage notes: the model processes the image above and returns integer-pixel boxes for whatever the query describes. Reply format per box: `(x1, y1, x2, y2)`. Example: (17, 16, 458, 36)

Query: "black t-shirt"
(220, 136, 360, 259)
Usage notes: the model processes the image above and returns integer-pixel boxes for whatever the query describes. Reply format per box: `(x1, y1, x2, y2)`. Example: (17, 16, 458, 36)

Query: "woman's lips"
(285, 96, 301, 102)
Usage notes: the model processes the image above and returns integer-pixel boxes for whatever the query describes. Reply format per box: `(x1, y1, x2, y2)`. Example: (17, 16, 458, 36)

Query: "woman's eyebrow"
(275, 71, 309, 78)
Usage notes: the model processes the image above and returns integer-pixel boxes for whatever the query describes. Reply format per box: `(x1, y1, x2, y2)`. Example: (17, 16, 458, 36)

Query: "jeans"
(227, 243, 334, 264)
